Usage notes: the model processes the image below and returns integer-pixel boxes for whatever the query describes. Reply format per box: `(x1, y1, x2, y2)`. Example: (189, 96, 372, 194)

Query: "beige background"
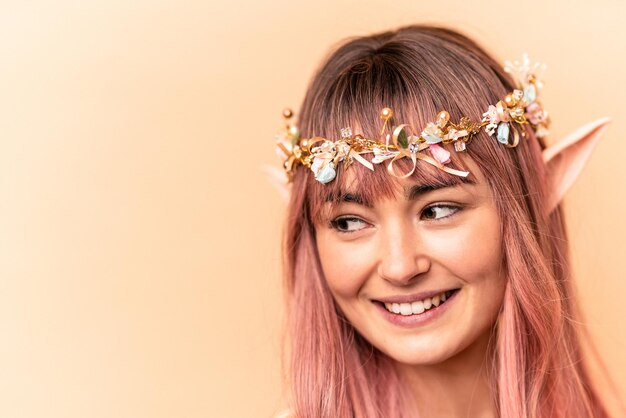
(0, 1, 624, 417)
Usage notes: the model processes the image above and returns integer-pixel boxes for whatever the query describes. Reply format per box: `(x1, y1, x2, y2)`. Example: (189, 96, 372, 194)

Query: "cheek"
(429, 207, 503, 284)
(442, 207, 506, 327)
(316, 231, 377, 299)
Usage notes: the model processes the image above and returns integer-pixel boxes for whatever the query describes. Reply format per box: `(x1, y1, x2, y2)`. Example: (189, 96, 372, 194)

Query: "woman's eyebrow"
(324, 190, 371, 207)
(324, 177, 477, 206)
(404, 177, 477, 200)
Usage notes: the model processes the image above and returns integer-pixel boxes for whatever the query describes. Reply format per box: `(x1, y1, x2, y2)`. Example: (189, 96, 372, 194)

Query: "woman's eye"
(330, 217, 368, 233)
(421, 204, 460, 221)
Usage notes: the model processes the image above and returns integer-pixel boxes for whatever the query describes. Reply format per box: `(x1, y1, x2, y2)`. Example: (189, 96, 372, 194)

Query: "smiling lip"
(375, 288, 459, 304)
(374, 288, 460, 328)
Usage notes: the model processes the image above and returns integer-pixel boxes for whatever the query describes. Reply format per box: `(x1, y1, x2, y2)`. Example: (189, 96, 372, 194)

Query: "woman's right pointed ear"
(542, 117, 612, 213)
(262, 165, 291, 202)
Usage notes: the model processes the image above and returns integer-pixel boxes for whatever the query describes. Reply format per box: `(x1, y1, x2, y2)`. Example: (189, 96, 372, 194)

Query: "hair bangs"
(306, 148, 472, 224)
(296, 33, 513, 225)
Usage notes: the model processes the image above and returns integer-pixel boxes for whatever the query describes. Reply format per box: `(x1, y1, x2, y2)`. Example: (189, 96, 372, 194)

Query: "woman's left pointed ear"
(262, 165, 291, 202)
(543, 117, 612, 213)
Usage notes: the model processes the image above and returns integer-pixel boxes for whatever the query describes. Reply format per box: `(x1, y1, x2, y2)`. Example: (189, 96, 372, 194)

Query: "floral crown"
(275, 54, 550, 184)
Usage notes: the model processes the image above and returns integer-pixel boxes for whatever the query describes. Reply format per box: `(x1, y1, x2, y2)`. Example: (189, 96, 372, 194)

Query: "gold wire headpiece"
(275, 54, 550, 184)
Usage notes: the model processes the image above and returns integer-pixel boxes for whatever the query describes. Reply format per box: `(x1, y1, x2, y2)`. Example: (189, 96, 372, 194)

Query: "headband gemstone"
(275, 54, 549, 184)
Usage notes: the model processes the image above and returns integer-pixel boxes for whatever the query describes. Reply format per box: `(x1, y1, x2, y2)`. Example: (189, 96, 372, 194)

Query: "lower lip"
(374, 290, 460, 328)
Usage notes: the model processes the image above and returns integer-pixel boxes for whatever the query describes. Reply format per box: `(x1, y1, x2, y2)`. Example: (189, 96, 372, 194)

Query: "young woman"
(272, 25, 613, 417)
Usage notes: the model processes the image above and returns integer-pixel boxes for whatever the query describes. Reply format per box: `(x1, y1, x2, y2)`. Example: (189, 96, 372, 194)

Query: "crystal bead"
(523, 84, 536, 103)
(422, 133, 442, 144)
(454, 141, 467, 152)
(315, 162, 337, 184)
(496, 122, 510, 144)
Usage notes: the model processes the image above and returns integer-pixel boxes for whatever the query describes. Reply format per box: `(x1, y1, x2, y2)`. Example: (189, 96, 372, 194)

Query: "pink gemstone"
(429, 144, 451, 164)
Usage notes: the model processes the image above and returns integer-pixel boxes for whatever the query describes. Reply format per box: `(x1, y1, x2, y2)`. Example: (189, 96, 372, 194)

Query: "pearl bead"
(282, 108, 293, 119)
(380, 107, 394, 120)
(504, 93, 518, 108)
(436, 110, 450, 127)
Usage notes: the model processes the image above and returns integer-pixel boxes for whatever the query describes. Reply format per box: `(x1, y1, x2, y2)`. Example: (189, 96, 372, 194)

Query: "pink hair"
(281, 25, 609, 417)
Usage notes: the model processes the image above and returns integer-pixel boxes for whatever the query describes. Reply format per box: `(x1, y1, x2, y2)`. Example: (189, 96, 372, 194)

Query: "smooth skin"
(315, 161, 505, 417)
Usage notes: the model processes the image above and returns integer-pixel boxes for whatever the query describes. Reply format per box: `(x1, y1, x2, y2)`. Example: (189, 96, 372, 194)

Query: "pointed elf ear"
(542, 117, 612, 213)
(262, 165, 291, 202)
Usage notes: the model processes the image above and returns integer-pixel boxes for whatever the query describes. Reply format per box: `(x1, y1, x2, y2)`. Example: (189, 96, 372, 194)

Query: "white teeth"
(411, 300, 425, 314)
(382, 290, 455, 315)
(400, 303, 412, 315)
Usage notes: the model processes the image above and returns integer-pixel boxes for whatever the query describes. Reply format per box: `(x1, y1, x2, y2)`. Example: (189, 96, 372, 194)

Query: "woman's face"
(315, 161, 506, 366)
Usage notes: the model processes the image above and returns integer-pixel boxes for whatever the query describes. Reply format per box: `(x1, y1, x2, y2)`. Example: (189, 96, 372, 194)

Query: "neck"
(395, 329, 498, 418)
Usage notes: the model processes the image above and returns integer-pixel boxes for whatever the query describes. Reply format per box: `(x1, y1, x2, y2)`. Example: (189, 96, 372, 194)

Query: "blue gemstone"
(315, 162, 337, 184)
(524, 84, 536, 103)
(496, 122, 510, 144)
(422, 133, 442, 144)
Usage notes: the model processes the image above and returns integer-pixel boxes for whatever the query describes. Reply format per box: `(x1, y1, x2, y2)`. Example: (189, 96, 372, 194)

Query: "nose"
(377, 220, 430, 286)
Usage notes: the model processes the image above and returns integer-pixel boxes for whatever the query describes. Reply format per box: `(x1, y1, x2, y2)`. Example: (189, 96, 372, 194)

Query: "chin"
(391, 351, 455, 366)
(383, 326, 495, 369)
(378, 337, 463, 366)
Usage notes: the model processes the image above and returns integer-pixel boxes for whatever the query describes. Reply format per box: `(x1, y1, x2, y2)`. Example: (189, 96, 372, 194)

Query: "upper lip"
(374, 288, 459, 304)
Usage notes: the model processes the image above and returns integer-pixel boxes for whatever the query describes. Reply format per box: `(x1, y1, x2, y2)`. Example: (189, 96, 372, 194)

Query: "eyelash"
(421, 204, 461, 221)
(329, 204, 462, 234)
